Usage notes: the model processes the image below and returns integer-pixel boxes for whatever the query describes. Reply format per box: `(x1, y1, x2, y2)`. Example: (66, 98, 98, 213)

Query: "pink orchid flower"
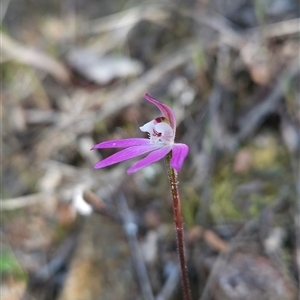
(92, 94, 189, 174)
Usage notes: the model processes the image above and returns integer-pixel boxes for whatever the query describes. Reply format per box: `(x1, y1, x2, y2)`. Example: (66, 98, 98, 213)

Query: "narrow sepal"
(127, 145, 172, 174)
(94, 144, 161, 169)
(92, 138, 150, 149)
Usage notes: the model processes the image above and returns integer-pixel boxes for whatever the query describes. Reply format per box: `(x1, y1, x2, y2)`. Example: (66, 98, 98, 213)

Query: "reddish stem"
(165, 154, 192, 300)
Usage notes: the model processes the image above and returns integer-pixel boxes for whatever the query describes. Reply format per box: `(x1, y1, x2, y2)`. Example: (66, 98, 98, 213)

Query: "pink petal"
(92, 138, 150, 149)
(94, 144, 161, 169)
(127, 145, 172, 174)
(145, 93, 176, 132)
(170, 143, 189, 172)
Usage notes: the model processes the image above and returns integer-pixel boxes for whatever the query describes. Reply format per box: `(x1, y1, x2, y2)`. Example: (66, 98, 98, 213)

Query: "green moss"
(209, 163, 242, 221)
(182, 186, 199, 228)
(249, 135, 291, 186)
(251, 137, 286, 171)
(209, 133, 291, 221)
(211, 178, 241, 221)
(0, 251, 27, 280)
(193, 45, 207, 70)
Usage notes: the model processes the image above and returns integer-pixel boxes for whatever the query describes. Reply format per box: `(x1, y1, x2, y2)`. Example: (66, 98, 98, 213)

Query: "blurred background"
(1, 0, 300, 299)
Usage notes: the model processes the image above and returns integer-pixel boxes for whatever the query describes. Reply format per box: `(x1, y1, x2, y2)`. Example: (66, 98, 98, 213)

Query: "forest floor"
(1, 0, 300, 299)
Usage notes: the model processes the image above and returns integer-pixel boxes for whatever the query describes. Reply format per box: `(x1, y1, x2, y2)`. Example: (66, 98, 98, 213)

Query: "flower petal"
(170, 143, 189, 172)
(94, 144, 161, 169)
(127, 145, 172, 174)
(92, 138, 151, 149)
(139, 120, 155, 133)
(145, 93, 176, 132)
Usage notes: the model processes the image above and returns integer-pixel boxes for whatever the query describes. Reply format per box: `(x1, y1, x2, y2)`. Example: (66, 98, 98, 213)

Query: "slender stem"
(165, 153, 192, 300)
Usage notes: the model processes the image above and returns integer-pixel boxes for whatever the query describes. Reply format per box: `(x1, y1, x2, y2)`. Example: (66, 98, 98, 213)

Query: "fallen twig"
(83, 4, 168, 35)
(117, 193, 155, 300)
(1, 33, 71, 84)
(236, 57, 299, 141)
(0, 193, 56, 210)
(156, 263, 180, 300)
(250, 18, 300, 39)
